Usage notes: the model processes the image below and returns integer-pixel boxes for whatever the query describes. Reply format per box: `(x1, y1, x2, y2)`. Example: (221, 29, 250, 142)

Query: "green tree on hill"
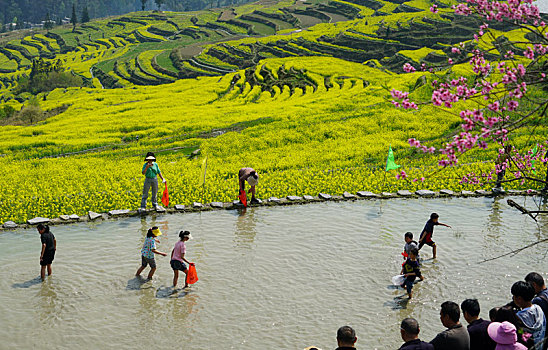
(141, 0, 147, 11)
(44, 12, 54, 31)
(154, 0, 164, 10)
(81, 6, 90, 23)
(17, 58, 84, 95)
(71, 3, 77, 32)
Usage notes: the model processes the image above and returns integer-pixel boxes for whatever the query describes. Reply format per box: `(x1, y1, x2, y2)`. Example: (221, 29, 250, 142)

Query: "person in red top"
(418, 213, 451, 259)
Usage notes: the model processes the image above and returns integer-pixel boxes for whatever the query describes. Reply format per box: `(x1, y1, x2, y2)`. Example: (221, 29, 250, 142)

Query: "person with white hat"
(140, 152, 166, 211)
(238, 167, 259, 204)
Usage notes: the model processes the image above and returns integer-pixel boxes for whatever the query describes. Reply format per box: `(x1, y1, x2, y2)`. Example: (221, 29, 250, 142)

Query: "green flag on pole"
(386, 146, 400, 171)
(531, 144, 538, 175)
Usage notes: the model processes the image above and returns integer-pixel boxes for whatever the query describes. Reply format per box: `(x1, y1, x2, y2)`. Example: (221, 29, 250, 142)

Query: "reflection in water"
(37, 278, 59, 323)
(486, 198, 503, 241)
(234, 208, 257, 248)
(137, 281, 159, 327)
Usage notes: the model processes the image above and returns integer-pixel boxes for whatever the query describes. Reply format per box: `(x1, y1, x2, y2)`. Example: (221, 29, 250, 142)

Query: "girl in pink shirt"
(170, 230, 193, 288)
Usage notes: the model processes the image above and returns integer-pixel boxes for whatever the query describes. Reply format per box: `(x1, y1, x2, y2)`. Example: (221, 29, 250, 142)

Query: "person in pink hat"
(488, 321, 528, 350)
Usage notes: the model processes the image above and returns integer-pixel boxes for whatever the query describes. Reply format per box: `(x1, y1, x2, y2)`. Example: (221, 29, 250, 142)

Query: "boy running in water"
(418, 213, 451, 259)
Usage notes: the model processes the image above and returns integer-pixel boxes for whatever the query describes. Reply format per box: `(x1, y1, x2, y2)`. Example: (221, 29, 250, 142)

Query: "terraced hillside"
(0, 0, 533, 101)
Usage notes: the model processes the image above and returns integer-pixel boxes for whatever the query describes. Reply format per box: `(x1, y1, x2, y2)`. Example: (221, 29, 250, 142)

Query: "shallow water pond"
(1, 196, 547, 349)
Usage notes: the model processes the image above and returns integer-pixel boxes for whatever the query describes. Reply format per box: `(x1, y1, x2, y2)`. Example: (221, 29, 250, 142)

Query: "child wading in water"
(38, 224, 56, 281)
(418, 213, 451, 259)
(136, 226, 167, 280)
(401, 248, 423, 299)
(170, 230, 193, 289)
(403, 231, 420, 264)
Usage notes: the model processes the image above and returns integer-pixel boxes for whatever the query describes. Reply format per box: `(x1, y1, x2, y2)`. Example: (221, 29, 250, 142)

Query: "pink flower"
(430, 4, 438, 13)
(524, 47, 535, 59)
(403, 63, 416, 73)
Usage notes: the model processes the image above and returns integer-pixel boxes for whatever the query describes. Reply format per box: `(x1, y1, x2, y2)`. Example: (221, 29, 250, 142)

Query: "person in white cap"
(239, 167, 259, 204)
(140, 152, 166, 211)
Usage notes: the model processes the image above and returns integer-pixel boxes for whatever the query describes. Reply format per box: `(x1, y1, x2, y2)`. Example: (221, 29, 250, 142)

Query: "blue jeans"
(141, 177, 158, 209)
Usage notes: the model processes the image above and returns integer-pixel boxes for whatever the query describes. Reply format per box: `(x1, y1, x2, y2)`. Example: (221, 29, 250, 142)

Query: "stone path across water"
(2, 188, 543, 230)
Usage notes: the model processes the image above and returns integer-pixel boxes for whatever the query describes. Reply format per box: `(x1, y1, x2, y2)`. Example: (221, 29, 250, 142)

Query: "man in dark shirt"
(430, 301, 470, 350)
(37, 223, 56, 281)
(461, 299, 496, 350)
(399, 317, 434, 350)
(418, 213, 451, 259)
(335, 325, 357, 350)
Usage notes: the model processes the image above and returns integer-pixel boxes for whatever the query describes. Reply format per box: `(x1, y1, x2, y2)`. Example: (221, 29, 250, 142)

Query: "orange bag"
(239, 189, 247, 207)
(186, 263, 198, 285)
(161, 183, 169, 207)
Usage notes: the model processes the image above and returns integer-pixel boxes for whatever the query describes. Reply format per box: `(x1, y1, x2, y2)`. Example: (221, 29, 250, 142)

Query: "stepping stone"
(303, 195, 315, 201)
(69, 214, 80, 220)
(507, 189, 522, 195)
(3, 221, 18, 229)
(318, 193, 332, 200)
(475, 190, 491, 196)
(155, 206, 166, 213)
(268, 197, 281, 203)
(59, 215, 71, 221)
(461, 190, 475, 196)
(357, 191, 379, 198)
(287, 196, 302, 201)
(109, 209, 130, 216)
(210, 202, 224, 208)
(232, 200, 243, 206)
(343, 192, 356, 199)
(381, 192, 395, 197)
(439, 189, 454, 196)
(416, 189, 436, 197)
(27, 217, 50, 225)
(174, 205, 185, 211)
(192, 202, 203, 208)
(397, 190, 412, 196)
(88, 211, 102, 221)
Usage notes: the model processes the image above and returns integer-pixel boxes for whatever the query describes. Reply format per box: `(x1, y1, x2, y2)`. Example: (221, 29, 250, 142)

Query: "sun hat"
(179, 230, 193, 240)
(488, 321, 518, 345)
(144, 152, 156, 161)
(247, 175, 259, 187)
(151, 227, 162, 236)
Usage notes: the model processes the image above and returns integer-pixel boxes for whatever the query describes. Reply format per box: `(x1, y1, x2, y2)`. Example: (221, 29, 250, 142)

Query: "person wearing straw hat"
(487, 321, 528, 350)
(135, 226, 167, 280)
(239, 167, 259, 204)
(140, 152, 166, 211)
